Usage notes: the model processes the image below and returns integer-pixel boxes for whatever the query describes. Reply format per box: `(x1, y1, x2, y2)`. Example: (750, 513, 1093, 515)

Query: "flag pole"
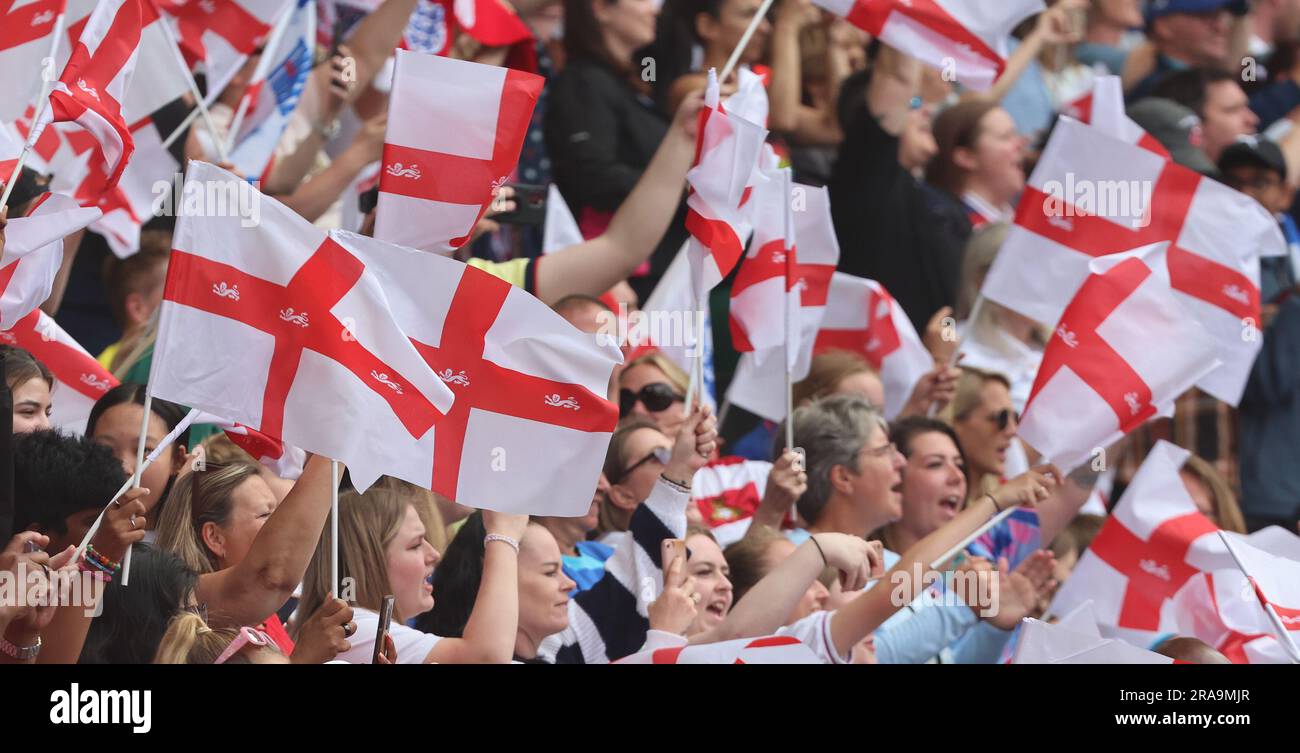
(782, 169, 794, 451)
(76, 408, 201, 560)
(120, 388, 158, 586)
(1218, 532, 1300, 664)
(684, 294, 705, 410)
(331, 459, 340, 599)
(719, 0, 776, 83)
(154, 16, 230, 163)
(224, 0, 297, 154)
(160, 105, 204, 151)
(930, 505, 1015, 570)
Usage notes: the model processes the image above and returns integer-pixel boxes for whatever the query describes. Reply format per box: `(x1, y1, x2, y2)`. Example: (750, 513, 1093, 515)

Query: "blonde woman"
(296, 483, 529, 664)
(1180, 454, 1248, 534)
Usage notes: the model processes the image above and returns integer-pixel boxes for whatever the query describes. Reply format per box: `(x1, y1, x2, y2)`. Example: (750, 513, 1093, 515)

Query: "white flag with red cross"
(809, 0, 1044, 92)
(614, 635, 819, 664)
(1016, 245, 1220, 471)
(1167, 544, 1300, 665)
(193, 409, 305, 479)
(1046, 440, 1273, 647)
(335, 229, 623, 516)
(685, 69, 769, 301)
(0, 192, 101, 329)
(692, 457, 772, 548)
(0, 0, 66, 123)
(28, 0, 150, 201)
(155, 0, 290, 107)
(980, 117, 1282, 406)
(814, 274, 932, 420)
(724, 186, 841, 423)
(150, 161, 455, 492)
(729, 173, 837, 366)
(78, 115, 180, 258)
(376, 49, 543, 253)
(1012, 617, 1173, 664)
(0, 308, 118, 434)
(1062, 75, 1170, 158)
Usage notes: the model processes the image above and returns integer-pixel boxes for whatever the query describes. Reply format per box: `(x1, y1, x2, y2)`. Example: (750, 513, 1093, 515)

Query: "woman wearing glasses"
(617, 352, 689, 437)
(598, 417, 675, 547)
(942, 367, 1024, 504)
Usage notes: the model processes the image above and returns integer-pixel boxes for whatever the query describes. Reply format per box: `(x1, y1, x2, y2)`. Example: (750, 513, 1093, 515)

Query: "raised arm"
(983, 0, 1086, 105)
(828, 465, 1060, 657)
(533, 93, 700, 304)
(198, 455, 336, 627)
(425, 511, 528, 664)
(767, 0, 842, 145)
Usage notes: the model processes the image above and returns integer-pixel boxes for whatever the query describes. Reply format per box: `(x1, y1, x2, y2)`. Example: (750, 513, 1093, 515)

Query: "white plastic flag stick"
(75, 408, 202, 559)
(155, 16, 230, 163)
(223, 0, 296, 154)
(684, 294, 706, 410)
(120, 388, 160, 585)
(1218, 532, 1300, 664)
(719, 0, 775, 82)
(930, 505, 1016, 569)
(782, 169, 794, 451)
(161, 102, 205, 151)
(28, 12, 66, 118)
(331, 459, 340, 598)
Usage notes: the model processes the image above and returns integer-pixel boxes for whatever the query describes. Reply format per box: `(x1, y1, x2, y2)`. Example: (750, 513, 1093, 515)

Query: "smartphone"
(491, 183, 547, 226)
(371, 595, 395, 664)
(663, 538, 687, 569)
(790, 447, 806, 473)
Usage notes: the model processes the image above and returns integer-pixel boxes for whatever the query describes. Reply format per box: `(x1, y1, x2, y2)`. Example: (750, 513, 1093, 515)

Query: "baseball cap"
(1127, 98, 1218, 175)
(1217, 134, 1288, 182)
(1146, 0, 1249, 24)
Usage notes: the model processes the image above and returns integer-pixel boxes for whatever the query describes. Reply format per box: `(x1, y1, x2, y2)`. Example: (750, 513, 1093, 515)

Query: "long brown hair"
(793, 350, 876, 408)
(925, 98, 1001, 198)
(1181, 455, 1247, 534)
(154, 461, 261, 574)
(564, 0, 637, 78)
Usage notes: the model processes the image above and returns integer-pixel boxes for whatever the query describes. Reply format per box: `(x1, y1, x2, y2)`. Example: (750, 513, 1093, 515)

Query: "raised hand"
(648, 541, 698, 635)
(290, 595, 356, 664)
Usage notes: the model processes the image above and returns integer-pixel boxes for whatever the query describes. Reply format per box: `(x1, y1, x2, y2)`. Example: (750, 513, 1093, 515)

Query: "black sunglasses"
(618, 383, 684, 416)
(989, 409, 1020, 431)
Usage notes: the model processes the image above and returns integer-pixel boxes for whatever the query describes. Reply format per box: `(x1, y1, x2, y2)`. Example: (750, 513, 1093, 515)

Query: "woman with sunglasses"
(942, 367, 1024, 505)
(618, 352, 689, 437)
(598, 417, 675, 546)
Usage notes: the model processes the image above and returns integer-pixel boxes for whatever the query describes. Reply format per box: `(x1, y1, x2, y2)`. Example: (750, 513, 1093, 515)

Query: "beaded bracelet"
(78, 560, 112, 582)
(85, 545, 121, 574)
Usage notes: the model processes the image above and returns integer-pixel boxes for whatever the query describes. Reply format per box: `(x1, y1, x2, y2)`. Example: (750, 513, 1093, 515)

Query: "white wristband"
(484, 533, 520, 554)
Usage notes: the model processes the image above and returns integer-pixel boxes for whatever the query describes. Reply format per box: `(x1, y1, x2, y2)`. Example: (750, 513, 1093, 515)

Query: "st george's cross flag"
(0, 308, 118, 434)
(28, 0, 149, 201)
(78, 115, 179, 257)
(335, 229, 623, 516)
(1045, 440, 1281, 649)
(376, 49, 542, 253)
(1062, 75, 1170, 158)
(725, 186, 843, 423)
(815, 274, 932, 420)
(0, 0, 65, 123)
(980, 117, 1282, 406)
(192, 409, 306, 479)
(614, 635, 820, 664)
(809, 0, 1044, 91)
(0, 193, 101, 329)
(150, 161, 455, 491)
(1016, 245, 1220, 471)
(685, 68, 769, 300)
(155, 0, 290, 106)
(1012, 617, 1173, 664)
(225, 0, 314, 181)
(691, 457, 773, 548)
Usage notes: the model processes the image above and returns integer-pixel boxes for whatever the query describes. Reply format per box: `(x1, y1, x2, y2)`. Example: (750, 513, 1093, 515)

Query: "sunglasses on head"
(618, 382, 684, 416)
(990, 409, 1020, 431)
(610, 446, 672, 485)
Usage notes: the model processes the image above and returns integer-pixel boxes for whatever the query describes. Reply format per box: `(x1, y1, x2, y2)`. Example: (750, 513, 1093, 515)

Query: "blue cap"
(1146, 0, 1249, 23)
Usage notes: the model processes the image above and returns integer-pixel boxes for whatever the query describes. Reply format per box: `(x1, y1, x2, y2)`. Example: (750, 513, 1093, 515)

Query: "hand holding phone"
(371, 595, 395, 665)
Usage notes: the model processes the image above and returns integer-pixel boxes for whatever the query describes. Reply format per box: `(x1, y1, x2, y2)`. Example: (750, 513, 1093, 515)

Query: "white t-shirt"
(335, 608, 442, 665)
(777, 611, 849, 665)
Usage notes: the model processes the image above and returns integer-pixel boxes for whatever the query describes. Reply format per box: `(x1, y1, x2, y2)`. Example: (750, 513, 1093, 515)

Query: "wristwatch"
(0, 635, 41, 661)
